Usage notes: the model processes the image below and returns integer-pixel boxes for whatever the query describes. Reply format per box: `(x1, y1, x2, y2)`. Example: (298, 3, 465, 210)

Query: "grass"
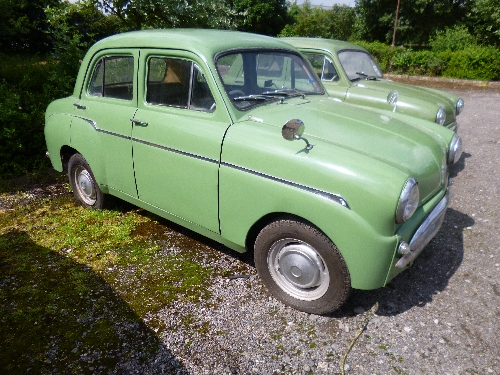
(0, 172, 232, 374)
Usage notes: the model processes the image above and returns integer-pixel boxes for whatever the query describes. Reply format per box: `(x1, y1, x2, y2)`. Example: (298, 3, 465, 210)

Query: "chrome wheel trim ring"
(268, 238, 330, 301)
(74, 166, 96, 205)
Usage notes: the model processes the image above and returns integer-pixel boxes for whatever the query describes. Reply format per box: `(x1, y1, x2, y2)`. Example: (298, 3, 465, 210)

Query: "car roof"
(281, 37, 367, 54)
(89, 29, 299, 59)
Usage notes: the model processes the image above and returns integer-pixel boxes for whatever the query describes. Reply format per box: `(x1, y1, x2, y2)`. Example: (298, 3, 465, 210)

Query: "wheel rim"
(74, 165, 96, 205)
(268, 238, 330, 301)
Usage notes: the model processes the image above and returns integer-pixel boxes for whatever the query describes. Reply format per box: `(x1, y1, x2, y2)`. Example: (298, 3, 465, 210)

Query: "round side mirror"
(282, 119, 305, 141)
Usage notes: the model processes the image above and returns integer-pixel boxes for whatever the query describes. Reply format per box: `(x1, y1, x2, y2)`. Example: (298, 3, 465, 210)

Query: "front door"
(132, 51, 231, 233)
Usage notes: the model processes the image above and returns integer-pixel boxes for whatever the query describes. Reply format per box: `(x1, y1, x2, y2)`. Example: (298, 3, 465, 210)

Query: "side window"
(305, 53, 338, 82)
(146, 57, 191, 108)
(88, 56, 134, 100)
(146, 57, 215, 112)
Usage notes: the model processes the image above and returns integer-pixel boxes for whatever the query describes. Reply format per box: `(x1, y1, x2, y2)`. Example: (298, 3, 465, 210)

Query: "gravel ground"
(3, 81, 499, 375)
(128, 82, 500, 375)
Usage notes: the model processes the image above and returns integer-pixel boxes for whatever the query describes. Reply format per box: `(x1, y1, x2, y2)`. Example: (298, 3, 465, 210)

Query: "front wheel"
(254, 219, 351, 314)
(68, 153, 106, 209)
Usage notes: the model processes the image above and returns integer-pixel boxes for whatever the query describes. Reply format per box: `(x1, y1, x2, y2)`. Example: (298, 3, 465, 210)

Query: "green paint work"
(45, 30, 459, 299)
(282, 37, 463, 129)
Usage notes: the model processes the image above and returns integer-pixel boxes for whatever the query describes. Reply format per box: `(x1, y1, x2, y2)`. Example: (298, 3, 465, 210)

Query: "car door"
(132, 51, 231, 233)
(74, 51, 139, 198)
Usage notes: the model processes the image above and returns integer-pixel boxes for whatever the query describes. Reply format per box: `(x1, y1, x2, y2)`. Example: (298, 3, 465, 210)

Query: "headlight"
(435, 107, 446, 125)
(455, 98, 464, 116)
(396, 178, 419, 224)
(448, 134, 462, 165)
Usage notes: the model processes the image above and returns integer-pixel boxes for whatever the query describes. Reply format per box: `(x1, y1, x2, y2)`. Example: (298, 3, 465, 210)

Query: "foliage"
(279, 1, 356, 41)
(226, 0, 289, 36)
(442, 47, 500, 80)
(0, 55, 58, 178)
(466, 0, 500, 47)
(98, 0, 244, 30)
(429, 25, 477, 52)
(354, 0, 469, 45)
(367, 44, 500, 81)
(0, 0, 59, 53)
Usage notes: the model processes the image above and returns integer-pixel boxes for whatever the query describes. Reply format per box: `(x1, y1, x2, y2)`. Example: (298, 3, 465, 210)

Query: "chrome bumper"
(395, 192, 450, 268)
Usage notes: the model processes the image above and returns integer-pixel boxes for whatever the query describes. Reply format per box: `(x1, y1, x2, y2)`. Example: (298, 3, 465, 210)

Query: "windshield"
(338, 50, 384, 81)
(216, 50, 324, 110)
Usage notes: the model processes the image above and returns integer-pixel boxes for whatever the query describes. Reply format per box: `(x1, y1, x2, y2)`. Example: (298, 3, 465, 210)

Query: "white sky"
(295, 0, 354, 7)
(68, 0, 355, 6)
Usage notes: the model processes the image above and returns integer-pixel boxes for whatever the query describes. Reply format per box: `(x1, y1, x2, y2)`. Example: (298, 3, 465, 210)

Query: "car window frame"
(144, 55, 217, 113)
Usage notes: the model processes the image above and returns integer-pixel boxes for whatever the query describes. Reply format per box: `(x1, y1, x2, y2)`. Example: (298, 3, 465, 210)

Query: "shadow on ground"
(0, 230, 186, 375)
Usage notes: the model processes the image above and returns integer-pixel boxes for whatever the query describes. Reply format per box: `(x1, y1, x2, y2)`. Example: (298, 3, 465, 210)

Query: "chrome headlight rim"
(396, 178, 420, 224)
(455, 98, 464, 116)
(448, 133, 462, 165)
(435, 107, 446, 125)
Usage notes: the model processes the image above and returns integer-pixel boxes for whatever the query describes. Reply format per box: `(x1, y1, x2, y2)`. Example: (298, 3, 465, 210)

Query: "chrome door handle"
(73, 103, 86, 110)
(130, 118, 148, 126)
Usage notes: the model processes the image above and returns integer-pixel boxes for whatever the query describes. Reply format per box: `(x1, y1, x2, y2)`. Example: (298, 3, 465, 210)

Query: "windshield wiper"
(261, 89, 305, 100)
(355, 72, 377, 81)
(233, 95, 268, 101)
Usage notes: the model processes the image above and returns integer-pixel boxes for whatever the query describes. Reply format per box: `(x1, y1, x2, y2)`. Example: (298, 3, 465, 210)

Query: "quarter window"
(88, 56, 134, 100)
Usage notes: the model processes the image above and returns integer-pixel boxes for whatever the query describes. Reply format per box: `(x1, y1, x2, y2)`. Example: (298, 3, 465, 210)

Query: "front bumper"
(395, 192, 450, 268)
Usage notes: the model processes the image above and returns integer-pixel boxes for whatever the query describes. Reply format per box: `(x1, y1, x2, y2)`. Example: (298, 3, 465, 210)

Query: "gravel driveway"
(3, 82, 498, 375)
(127, 83, 499, 375)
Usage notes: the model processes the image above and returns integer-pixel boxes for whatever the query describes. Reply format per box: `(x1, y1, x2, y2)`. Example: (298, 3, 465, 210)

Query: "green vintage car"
(45, 29, 462, 314)
(282, 37, 464, 131)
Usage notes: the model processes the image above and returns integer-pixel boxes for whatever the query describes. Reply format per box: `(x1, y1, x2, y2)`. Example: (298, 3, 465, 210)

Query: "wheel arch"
(245, 212, 329, 255)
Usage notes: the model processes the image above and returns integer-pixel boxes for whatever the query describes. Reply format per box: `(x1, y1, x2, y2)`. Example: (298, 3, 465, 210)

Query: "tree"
(467, 0, 500, 47)
(279, 1, 356, 41)
(355, 0, 469, 45)
(98, 0, 244, 30)
(0, 0, 60, 53)
(226, 0, 288, 36)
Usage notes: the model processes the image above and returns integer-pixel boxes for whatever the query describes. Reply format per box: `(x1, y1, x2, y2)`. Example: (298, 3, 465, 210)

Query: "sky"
(68, 0, 355, 6)
(295, 0, 354, 7)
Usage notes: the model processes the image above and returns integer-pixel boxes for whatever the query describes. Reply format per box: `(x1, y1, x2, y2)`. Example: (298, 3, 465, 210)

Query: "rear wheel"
(68, 153, 105, 209)
(254, 219, 351, 314)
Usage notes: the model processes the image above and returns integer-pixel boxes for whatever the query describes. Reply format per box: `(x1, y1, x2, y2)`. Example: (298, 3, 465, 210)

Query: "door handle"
(73, 103, 86, 110)
(130, 118, 148, 126)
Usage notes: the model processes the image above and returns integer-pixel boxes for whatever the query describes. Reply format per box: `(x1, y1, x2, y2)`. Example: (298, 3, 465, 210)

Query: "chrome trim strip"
(132, 138, 219, 164)
(71, 114, 349, 208)
(72, 115, 131, 140)
(395, 192, 449, 268)
(221, 162, 350, 208)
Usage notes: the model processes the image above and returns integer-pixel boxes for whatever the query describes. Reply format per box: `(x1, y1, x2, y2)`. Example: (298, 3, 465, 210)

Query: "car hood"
(351, 78, 458, 123)
(240, 96, 450, 201)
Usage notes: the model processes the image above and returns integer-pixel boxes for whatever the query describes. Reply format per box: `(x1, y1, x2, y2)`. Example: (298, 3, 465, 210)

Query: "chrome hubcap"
(268, 238, 329, 301)
(75, 166, 96, 205)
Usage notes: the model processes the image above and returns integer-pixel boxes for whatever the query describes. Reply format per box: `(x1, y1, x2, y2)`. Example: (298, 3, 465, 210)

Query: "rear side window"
(88, 56, 134, 100)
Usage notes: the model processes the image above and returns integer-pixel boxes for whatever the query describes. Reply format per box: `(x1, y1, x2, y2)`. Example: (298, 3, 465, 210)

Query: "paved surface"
(139, 84, 500, 375)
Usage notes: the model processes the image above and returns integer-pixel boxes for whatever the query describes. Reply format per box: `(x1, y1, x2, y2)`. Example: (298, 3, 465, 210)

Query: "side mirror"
(282, 119, 313, 150)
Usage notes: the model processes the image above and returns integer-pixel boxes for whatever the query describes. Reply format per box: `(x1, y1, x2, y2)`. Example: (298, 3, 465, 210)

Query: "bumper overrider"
(395, 191, 450, 268)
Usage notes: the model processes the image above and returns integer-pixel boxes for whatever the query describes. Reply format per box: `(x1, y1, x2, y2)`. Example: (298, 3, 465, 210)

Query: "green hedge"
(0, 54, 75, 179)
(356, 42, 500, 81)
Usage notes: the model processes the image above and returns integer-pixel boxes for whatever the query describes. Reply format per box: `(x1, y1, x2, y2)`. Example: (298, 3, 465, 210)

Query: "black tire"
(68, 153, 106, 209)
(254, 219, 351, 315)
